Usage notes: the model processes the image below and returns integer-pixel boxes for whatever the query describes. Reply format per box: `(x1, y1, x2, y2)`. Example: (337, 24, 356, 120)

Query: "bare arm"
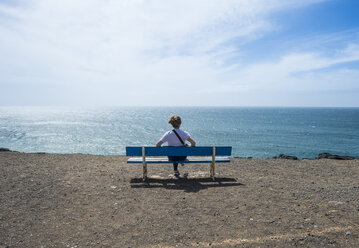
(187, 137, 196, 147)
(156, 140, 164, 147)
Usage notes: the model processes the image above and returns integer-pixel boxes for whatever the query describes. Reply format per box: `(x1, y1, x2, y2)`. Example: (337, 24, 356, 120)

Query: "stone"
(328, 201, 344, 205)
(318, 153, 355, 160)
(273, 154, 298, 160)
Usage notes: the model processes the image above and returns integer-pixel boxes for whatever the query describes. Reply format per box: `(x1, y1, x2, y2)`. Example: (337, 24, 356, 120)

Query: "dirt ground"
(0, 151, 358, 247)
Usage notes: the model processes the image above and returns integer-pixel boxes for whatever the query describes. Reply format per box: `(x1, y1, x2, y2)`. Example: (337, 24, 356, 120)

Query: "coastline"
(1, 147, 357, 160)
(1, 151, 358, 247)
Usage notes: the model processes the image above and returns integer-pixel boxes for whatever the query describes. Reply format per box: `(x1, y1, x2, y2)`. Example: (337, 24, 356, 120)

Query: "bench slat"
(127, 156, 230, 164)
(126, 146, 232, 156)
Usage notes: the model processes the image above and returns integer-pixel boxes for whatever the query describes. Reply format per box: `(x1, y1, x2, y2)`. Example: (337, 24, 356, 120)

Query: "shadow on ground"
(130, 177, 244, 193)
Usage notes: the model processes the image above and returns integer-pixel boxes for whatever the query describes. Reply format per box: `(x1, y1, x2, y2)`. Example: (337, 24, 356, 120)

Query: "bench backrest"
(126, 146, 232, 157)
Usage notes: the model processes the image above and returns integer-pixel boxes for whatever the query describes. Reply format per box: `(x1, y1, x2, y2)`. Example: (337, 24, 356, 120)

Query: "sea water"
(0, 106, 358, 158)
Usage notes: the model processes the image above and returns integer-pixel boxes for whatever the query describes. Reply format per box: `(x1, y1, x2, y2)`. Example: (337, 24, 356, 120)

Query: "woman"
(156, 114, 196, 176)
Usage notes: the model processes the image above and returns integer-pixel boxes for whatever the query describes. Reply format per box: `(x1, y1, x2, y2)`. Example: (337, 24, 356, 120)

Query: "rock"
(273, 154, 298, 160)
(318, 153, 355, 160)
(346, 231, 352, 236)
(328, 201, 344, 205)
(0, 148, 10, 152)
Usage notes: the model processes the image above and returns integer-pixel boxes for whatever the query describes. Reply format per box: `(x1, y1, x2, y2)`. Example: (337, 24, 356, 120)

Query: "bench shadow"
(130, 177, 244, 193)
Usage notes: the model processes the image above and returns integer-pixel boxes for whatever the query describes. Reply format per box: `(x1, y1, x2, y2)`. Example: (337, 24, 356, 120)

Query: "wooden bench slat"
(127, 156, 230, 164)
(126, 146, 232, 156)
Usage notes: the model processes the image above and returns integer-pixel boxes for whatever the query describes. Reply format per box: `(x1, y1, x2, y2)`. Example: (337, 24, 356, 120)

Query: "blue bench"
(126, 146, 232, 180)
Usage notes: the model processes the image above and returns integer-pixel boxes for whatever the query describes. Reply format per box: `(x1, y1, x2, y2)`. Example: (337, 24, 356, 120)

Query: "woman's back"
(159, 129, 190, 146)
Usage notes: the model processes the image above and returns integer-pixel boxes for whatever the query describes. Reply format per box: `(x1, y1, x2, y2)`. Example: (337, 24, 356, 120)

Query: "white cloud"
(1, 0, 358, 106)
(239, 44, 359, 90)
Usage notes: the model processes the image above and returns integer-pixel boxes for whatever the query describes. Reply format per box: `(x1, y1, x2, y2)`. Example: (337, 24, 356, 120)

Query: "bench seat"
(126, 146, 232, 180)
(127, 156, 230, 164)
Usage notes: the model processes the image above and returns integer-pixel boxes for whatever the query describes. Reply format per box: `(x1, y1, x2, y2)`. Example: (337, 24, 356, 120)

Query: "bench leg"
(210, 162, 215, 180)
(143, 163, 147, 181)
(211, 146, 216, 180)
(142, 147, 147, 181)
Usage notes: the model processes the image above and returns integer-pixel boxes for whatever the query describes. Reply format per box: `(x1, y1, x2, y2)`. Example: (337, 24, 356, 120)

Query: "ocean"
(0, 106, 358, 158)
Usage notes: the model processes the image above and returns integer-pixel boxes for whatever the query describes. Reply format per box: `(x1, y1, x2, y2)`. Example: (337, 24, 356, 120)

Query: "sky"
(0, 0, 359, 107)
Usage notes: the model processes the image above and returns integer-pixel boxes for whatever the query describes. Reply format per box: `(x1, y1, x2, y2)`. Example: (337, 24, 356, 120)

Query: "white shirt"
(158, 129, 191, 146)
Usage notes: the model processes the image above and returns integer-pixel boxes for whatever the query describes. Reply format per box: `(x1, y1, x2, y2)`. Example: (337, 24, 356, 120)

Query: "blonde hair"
(168, 114, 182, 128)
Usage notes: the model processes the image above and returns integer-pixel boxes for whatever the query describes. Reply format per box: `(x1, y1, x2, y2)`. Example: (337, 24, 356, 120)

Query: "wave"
(0, 128, 26, 141)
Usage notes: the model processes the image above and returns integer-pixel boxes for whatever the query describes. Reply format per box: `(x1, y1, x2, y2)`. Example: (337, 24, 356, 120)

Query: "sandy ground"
(0, 151, 358, 247)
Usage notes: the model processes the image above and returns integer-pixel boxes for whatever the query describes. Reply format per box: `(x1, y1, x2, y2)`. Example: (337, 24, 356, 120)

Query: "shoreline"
(1, 147, 357, 160)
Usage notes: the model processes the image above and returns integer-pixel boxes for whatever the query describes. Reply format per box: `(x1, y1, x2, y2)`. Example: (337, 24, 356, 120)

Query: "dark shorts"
(168, 156, 187, 162)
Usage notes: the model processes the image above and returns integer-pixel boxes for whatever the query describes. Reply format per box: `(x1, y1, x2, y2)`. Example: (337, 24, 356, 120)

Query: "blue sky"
(0, 0, 358, 107)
